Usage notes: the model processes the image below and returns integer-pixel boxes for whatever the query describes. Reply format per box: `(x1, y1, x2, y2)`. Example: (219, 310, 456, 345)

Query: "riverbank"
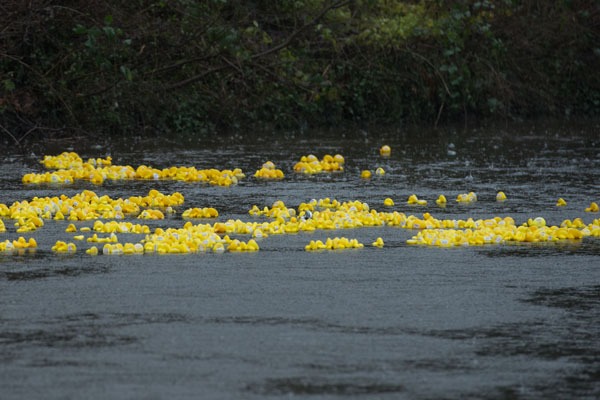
(1, 1, 598, 141)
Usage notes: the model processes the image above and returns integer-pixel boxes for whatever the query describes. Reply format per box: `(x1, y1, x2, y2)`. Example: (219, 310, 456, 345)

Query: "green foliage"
(0, 0, 597, 140)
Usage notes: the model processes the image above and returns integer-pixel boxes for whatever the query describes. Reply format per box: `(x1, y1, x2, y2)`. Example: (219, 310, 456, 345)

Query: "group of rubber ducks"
(304, 236, 385, 251)
(1, 148, 600, 255)
(23, 151, 245, 186)
(406, 216, 595, 247)
(293, 154, 345, 174)
(254, 161, 285, 179)
(1, 189, 184, 233)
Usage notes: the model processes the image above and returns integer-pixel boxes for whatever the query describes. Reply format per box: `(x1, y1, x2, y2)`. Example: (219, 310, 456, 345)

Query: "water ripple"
(246, 377, 405, 396)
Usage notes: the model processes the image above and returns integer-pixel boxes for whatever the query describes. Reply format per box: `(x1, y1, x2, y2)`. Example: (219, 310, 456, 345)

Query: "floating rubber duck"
(213, 243, 225, 253)
(527, 217, 546, 227)
(305, 237, 363, 251)
(585, 202, 599, 212)
(26, 152, 245, 186)
(407, 194, 427, 206)
(372, 237, 384, 247)
(383, 198, 394, 207)
(52, 241, 76, 253)
(435, 195, 447, 206)
(379, 145, 391, 157)
(138, 209, 165, 220)
(496, 191, 507, 201)
(375, 167, 385, 176)
(361, 170, 372, 179)
(556, 198, 567, 207)
(86, 246, 99, 255)
(293, 154, 344, 174)
(254, 161, 285, 179)
(456, 192, 477, 203)
(66, 223, 77, 232)
(11, 237, 37, 249)
(182, 207, 219, 218)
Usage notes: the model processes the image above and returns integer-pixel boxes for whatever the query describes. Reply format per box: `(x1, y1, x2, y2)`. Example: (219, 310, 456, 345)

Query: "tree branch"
(166, 0, 351, 91)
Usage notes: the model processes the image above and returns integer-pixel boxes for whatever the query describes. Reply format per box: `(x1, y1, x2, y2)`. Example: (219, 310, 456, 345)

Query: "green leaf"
(120, 65, 133, 81)
(3, 79, 15, 91)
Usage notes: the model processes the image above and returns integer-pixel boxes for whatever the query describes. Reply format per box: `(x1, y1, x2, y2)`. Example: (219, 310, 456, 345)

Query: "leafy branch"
(166, 0, 351, 91)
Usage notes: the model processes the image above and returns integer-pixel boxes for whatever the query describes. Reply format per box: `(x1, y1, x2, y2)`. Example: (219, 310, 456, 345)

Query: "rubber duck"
(246, 239, 259, 251)
(383, 198, 394, 207)
(86, 246, 99, 255)
(212, 242, 225, 253)
(407, 194, 427, 206)
(12, 237, 36, 249)
(66, 223, 77, 232)
(293, 154, 343, 174)
(372, 237, 384, 247)
(585, 202, 599, 212)
(496, 191, 507, 201)
(456, 192, 477, 203)
(556, 198, 567, 207)
(379, 145, 391, 157)
(52, 241, 76, 253)
(254, 161, 285, 179)
(375, 167, 385, 176)
(527, 217, 546, 227)
(361, 170, 372, 179)
(435, 195, 447, 206)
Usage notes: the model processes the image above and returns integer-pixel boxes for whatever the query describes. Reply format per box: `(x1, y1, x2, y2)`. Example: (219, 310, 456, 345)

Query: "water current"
(1, 121, 599, 399)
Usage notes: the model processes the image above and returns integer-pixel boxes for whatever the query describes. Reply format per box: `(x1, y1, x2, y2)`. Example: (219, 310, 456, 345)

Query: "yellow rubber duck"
(86, 246, 99, 255)
(496, 191, 507, 201)
(407, 194, 427, 206)
(361, 170, 372, 179)
(375, 167, 385, 176)
(556, 198, 567, 207)
(435, 195, 447, 206)
(372, 237, 384, 247)
(52, 241, 76, 253)
(383, 198, 394, 207)
(66, 223, 77, 232)
(456, 192, 477, 203)
(585, 202, 599, 212)
(527, 217, 546, 227)
(379, 145, 391, 157)
(12, 237, 37, 249)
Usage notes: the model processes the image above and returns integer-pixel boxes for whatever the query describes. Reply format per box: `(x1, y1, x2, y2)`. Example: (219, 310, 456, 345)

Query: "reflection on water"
(525, 285, 600, 311)
(0, 259, 110, 281)
(479, 240, 600, 258)
(0, 312, 190, 352)
(247, 377, 405, 396)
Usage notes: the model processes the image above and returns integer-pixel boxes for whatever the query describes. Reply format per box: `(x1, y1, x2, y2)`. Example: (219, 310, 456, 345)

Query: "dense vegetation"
(1, 1, 598, 141)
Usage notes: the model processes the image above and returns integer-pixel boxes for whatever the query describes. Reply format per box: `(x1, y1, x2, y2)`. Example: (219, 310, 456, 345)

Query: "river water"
(1, 121, 599, 399)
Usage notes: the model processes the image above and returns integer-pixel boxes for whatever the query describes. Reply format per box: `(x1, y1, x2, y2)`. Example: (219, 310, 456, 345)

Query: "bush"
(1, 0, 597, 141)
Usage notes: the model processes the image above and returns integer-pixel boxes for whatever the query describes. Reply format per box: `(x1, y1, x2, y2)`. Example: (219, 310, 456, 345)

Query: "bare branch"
(0, 122, 20, 145)
(166, 0, 351, 91)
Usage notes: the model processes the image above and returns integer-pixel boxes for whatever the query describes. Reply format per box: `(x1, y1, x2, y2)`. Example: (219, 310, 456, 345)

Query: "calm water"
(1, 122, 599, 399)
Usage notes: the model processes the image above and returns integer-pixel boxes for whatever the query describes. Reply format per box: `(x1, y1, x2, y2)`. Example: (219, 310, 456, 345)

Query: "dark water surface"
(1, 122, 599, 399)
